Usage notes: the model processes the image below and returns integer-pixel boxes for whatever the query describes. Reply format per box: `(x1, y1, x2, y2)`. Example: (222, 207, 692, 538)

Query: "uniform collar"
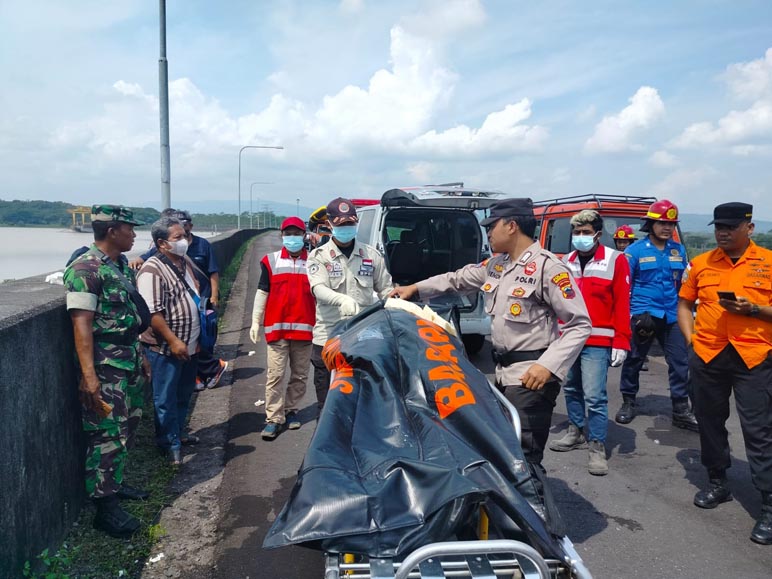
(325, 240, 361, 260)
(567, 244, 607, 263)
(280, 246, 308, 260)
(709, 240, 760, 264)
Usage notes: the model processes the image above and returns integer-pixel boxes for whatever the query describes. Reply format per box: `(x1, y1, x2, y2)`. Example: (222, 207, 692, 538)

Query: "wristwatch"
(748, 304, 761, 317)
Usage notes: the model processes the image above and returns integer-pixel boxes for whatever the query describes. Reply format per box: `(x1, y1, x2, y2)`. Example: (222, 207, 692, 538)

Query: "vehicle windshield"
(541, 216, 648, 254)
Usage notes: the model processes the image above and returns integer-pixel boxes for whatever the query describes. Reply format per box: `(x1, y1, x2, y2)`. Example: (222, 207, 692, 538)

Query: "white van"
(355, 184, 507, 354)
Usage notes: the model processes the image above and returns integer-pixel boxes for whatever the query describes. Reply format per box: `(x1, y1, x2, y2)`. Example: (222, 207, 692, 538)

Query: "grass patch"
(217, 236, 254, 315)
(24, 398, 176, 578)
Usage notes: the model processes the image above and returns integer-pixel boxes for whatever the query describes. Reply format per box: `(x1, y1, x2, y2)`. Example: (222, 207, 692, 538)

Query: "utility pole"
(158, 0, 171, 209)
(237, 145, 283, 229)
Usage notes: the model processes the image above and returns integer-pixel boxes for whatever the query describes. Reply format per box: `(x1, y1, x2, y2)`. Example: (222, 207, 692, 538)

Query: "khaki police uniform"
(416, 241, 592, 464)
(307, 240, 393, 408)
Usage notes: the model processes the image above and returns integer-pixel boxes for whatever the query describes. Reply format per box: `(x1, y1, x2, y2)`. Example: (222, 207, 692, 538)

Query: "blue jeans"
(563, 346, 611, 443)
(619, 317, 689, 401)
(145, 348, 198, 451)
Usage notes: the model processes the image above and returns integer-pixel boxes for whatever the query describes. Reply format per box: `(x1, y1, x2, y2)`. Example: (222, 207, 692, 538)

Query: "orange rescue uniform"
(679, 240, 772, 369)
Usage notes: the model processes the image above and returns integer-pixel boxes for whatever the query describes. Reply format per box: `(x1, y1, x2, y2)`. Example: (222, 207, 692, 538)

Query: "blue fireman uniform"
(625, 237, 687, 323)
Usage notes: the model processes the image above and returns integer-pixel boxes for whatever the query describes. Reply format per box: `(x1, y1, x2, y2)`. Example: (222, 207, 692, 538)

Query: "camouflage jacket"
(64, 244, 142, 371)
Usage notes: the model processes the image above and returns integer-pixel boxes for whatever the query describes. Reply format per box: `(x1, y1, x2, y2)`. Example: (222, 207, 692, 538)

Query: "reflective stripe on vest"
(590, 327, 615, 338)
(264, 322, 315, 334)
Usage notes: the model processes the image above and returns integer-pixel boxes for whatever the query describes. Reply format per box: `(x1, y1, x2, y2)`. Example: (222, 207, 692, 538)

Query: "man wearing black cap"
(678, 202, 772, 545)
(392, 198, 591, 473)
(307, 197, 393, 412)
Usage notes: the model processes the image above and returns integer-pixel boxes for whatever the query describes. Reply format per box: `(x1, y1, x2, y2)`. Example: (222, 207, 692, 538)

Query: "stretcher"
(322, 381, 593, 579)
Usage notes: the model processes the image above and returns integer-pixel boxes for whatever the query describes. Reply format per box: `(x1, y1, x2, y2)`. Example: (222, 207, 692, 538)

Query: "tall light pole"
(159, 0, 171, 209)
(296, 198, 300, 216)
(238, 145, 283, 229)
(250, 182, 273, 229)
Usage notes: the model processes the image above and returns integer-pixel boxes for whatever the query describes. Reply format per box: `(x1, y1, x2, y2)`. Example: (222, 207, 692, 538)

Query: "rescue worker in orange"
(612, 225, 637, 252)
(678, 202, 772, 545)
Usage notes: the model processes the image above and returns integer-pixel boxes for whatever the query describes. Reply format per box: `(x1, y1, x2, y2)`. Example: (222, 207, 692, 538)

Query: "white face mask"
(166, 238, 189, 257)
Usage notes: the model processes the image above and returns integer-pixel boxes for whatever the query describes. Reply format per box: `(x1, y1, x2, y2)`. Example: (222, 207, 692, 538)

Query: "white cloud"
(650, 167, 717, 199)
(551, 167, 571, 184)
(584, 86, 665, 153)
(401, 0, 486, 40)
(723, 47, 772, 101)
(671, 48, 772, 151)
(407, 161, 437, 182)
(50, 8, 547, 167)
(649, 150, 679, 168)
(670, 100, 772, 148)
(339, 0, 364, 14)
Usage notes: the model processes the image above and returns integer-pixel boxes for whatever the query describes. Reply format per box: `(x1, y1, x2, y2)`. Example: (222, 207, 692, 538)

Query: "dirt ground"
(140, 239, 253, 579)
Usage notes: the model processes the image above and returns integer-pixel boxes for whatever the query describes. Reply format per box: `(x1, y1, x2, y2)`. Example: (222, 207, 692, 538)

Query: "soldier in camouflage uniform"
(64, 204, 151, 538)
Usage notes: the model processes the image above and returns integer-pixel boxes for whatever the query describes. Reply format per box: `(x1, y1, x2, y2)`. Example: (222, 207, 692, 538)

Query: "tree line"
(0, 199, 285, 230)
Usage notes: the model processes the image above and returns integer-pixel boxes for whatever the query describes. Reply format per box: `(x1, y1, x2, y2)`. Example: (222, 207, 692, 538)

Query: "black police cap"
(480, 198, 534, 227)
(708, 202, 753, 226)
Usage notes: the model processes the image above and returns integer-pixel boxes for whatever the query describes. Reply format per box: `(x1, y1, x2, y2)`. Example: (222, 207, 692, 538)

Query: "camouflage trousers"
(83, 364, 146, 498)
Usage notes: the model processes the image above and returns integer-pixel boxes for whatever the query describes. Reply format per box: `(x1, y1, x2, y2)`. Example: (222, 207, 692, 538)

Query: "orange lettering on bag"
(435, 382, 476, 419)
(322, 336, 355, 395)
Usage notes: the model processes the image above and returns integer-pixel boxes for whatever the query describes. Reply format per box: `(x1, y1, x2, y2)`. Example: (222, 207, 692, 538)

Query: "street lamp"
(296, 198, 300, 216)
(250, 182, 274, 229)
(238, 145, 284, 229)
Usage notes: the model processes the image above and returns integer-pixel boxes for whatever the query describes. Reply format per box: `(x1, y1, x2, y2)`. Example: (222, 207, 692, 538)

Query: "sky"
(1, 0, 772, 218)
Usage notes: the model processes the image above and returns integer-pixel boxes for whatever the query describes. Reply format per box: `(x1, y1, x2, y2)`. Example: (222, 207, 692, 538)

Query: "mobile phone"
(717, 291, 737, 301)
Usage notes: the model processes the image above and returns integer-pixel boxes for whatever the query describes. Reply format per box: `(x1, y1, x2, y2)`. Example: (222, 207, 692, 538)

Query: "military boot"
(549, 424, 588, 452)
(672, 400, 699, 432)
(615, 396, 636, 424)
(750, 492, 772, 545)
(694, 476, 732, 509)
(587, 440, 609, 476)
(93, 495, 140, 538)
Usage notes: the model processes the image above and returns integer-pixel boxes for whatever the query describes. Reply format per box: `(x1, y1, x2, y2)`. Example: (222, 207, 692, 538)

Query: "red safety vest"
(261, 248, 315, 343)
(563, 245, 632, 350)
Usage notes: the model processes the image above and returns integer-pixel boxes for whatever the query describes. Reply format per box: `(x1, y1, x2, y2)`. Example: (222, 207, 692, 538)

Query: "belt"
(95, 332, 140, 346)
(491, 348, 547, 367)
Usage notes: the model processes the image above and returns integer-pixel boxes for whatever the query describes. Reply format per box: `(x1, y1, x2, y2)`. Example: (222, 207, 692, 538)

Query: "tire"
(462, 333, 485, 356)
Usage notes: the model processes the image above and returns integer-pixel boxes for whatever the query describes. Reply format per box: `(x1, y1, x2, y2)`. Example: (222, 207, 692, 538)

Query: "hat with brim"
(281, 216, 306, 231)
(480, 198, 534, 227)
(91, 204, 143, 226)
(327, 197, 359, 226)
(708, 202, 753, 226)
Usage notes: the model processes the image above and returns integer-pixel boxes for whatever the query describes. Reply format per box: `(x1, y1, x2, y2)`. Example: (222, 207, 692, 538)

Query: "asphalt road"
(213, 232, 772, 579)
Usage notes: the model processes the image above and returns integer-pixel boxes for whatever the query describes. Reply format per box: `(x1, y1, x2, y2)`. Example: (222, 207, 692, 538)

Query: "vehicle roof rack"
(531, 193, 656, 210)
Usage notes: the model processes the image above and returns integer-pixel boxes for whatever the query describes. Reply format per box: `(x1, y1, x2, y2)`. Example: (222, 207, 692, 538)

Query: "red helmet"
(613, 225, 636, 240)
(645, 199, 679, 222)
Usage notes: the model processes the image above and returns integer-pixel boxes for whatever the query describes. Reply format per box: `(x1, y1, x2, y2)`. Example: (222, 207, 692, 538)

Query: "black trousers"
(311, 344, 331, 412)
(197, 349, 221, 380)
(690, 344, 772, 492)
(504, 381, 562, 467)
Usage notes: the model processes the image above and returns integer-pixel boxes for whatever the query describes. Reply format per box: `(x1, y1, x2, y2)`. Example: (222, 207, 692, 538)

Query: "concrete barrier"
(0, 228, 264, 577)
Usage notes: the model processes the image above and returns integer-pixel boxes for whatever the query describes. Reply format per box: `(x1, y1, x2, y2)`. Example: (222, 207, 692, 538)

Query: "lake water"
(0, 227, 222, 281)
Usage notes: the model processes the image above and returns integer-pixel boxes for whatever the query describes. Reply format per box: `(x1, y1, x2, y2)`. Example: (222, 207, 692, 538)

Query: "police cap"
(708, 202, 753, 226)
(480, 198, 534, 227)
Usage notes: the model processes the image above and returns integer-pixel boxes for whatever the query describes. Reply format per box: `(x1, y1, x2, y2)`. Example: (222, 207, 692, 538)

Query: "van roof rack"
(531, 194, 656, 210)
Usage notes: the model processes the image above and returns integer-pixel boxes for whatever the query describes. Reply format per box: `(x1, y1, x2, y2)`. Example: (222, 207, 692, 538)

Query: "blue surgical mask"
(332, 225, 358, 244)
(571, 234, 597, 252)
(282, 235, 305, 253)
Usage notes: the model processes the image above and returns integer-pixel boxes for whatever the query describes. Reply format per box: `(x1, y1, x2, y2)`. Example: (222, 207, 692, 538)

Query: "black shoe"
(93, 496, 140, 538)
(117, 484, 149, 501)
(615, 397, 636, 424)
(751, 492, 772, 545)
(694, 479, 733, 509)
(672, 401, 699, 432)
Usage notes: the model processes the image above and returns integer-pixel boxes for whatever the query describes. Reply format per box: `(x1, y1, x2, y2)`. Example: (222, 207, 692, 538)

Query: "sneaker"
(588, 440, 609, 476)
(548, 424, 588, 452)
(262, 422, 280, 440)
(206, 359, 229, 389)
(286, 411, 301, 430)
(194, 377, 205, 391)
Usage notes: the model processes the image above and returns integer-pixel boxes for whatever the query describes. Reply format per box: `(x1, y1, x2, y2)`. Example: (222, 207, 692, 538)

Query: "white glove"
(249, 323, 261, 344)
(610, 348, 628, 367)
(338, 295, 360, 317)
(250, 290, 268, 344)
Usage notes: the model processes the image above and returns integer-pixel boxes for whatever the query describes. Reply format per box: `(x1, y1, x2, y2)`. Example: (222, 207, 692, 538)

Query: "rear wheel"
(462, 333, 485, 355)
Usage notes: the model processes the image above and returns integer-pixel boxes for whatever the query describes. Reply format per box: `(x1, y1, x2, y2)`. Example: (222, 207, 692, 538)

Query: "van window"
(543, 216, 647, 254)
(356, 207, 376, 244)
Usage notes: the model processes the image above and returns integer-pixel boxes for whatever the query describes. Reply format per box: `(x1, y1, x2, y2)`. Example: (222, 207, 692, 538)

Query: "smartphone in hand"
(717, 291, 738, 301)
